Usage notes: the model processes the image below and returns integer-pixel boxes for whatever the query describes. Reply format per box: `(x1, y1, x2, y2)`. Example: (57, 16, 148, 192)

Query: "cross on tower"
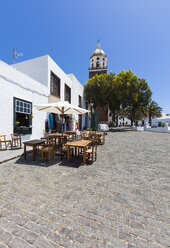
(97, 39, 100, 48)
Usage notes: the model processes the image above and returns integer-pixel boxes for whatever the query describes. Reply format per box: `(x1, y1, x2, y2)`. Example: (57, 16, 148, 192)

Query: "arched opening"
(96, 61, 100, 68)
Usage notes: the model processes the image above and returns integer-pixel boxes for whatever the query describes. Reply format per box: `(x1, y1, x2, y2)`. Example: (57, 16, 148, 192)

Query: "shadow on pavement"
(14, 151, 89, 168)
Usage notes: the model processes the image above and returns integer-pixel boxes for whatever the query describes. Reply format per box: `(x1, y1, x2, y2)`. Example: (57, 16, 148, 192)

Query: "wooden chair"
(0, 135, 12, 150)
(86, 141, 97, 163)
(43, 130, 49, 137)
(11, 133, 21, 148)
(56, 137, 74, 159)
(89, 133, 100, 144)
(41, 140, 54, 161)
(68, 134, 74, 142)
(76, 132, 82, 141)
(99, 132, 105, 145)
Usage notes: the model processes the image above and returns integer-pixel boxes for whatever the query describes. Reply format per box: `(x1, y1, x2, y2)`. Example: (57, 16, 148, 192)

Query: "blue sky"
(1, 0, 170, 113)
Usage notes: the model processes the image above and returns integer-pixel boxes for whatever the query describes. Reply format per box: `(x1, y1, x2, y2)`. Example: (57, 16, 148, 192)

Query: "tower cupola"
(89, 41, 107, 78)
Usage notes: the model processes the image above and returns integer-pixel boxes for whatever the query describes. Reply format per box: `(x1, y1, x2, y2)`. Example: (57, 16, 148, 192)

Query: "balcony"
(88, 66, 107, 71)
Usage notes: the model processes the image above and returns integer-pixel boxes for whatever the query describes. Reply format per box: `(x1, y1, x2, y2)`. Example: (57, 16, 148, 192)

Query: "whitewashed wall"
(12, 56, 48, 87)
(0, 61, 48, 141)
(12, 55, 87, 130)
(144, 126, 170, 133)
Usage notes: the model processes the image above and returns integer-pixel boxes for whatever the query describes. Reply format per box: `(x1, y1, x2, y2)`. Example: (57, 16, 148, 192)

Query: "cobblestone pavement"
(0, 131, 170, 248)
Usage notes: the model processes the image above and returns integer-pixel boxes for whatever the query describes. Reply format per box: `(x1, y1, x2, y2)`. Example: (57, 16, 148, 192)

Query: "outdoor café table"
(65, 140, 91, 165)
(66, 131, 77, 140)
(48, 133, 70, 146)
(23, 139, 45, 161)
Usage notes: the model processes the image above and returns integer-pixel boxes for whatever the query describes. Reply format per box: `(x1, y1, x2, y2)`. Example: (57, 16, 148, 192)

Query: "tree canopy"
(148, 101, 162, 126)
(84, 70, 160, 125)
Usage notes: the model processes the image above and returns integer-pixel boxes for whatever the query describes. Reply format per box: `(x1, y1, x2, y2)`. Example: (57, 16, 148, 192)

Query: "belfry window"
(96, 61, 100, 68)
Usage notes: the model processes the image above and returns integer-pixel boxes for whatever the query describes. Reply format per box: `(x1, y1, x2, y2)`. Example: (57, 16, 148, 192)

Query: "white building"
(0, 60, 48, 141)
(150, 114, 170, 127)
(12, 55, 88, 131)
(0, 55, 89, 141)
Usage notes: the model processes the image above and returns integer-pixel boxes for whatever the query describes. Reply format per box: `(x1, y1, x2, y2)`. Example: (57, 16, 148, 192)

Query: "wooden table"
(66, 131, 76, 140)
(48, 133, 70, 146)
(82, 132, 102, 143)
(65, 140, 91, 165)
(23, 139, 45, 161)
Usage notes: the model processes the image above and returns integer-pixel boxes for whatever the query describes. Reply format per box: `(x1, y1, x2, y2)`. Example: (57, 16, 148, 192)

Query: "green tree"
(84, 73, 115, 118)
(116, 70, 152, 125)
(84, 70, 152, 126)
(148, 101, 162, 126)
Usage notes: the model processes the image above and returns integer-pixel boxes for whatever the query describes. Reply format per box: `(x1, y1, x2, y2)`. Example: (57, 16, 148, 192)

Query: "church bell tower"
(88, 41, 107, 79)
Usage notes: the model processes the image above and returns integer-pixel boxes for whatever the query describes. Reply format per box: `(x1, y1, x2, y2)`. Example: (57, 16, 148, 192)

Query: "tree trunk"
(149, 112, 152, 126)
(112, 111, 116, 126)
(116, 115, 118, 127)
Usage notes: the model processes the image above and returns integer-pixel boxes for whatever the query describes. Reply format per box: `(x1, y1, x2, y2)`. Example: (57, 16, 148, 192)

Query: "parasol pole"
(61, 107, 64, 133)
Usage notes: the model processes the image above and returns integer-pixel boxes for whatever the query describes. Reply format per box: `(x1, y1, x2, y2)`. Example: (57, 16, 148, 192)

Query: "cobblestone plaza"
(0, 131, 169, 247)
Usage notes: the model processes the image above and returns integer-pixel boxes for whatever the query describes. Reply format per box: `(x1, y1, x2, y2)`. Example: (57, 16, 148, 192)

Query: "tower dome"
(90, 42, 106, 58)
(89, 41, 107, 79)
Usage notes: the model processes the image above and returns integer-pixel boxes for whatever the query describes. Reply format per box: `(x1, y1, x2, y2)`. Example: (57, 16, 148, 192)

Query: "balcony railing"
(88, 66, 107, 70)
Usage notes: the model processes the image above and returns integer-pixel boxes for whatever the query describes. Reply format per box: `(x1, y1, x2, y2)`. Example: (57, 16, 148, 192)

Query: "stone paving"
(0, 148, 24, 164)
(0, 130, 169, 247)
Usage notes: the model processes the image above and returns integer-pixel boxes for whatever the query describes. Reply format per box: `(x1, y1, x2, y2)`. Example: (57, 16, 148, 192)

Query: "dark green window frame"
(13, 97, 32, 135)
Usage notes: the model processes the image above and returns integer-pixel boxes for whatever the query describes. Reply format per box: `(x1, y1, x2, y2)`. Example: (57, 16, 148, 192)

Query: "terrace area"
(0, 130, 169, 247)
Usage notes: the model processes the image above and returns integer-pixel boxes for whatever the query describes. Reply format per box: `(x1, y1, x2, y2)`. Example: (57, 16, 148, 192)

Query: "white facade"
(151, 114, 170, 127)
(118, 117, 131, 126)
(0, 61, 48, 141)
(12, 55, 87, 130)
(0, 54, 89, 142)
(144, 126, 170, 133)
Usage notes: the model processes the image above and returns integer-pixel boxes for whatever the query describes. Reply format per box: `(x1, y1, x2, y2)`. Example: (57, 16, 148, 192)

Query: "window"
(65, 84, 71, 103)
(79, 95, 82, 107)
(51, 71, 60, 98)
(96, 61, 100, 68)
(14, 97, 32, 134)
(15, 100, 31, 114)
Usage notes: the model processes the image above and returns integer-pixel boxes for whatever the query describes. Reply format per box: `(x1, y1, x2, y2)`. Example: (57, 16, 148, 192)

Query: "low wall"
(132, 126, 144, 131)
(144, 126, 170, 133)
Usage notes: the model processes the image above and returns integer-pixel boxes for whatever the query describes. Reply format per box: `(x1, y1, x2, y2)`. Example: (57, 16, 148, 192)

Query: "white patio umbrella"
(35, 100, 90, 129)
(35, 100, 90, 115)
